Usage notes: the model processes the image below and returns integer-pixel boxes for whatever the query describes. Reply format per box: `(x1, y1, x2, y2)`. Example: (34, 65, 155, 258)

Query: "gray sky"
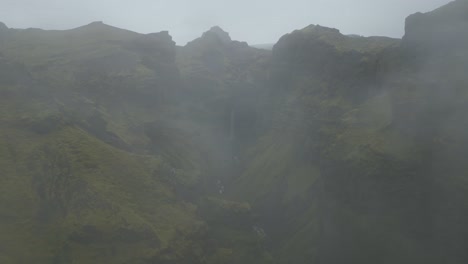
(0, 0, 454, 45)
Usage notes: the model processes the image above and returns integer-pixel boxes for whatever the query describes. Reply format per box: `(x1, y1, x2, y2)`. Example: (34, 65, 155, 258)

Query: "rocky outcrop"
(0, 22, 9, 42)
(403, 0, 468, 54)
(177, 26, 269, 145)
(271, 24, 398, 103)
(201, 26, 232, 43)
(0, 21, 7, 32)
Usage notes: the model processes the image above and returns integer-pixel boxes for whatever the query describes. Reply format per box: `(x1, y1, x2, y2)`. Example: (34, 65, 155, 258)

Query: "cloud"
(0, 0, 453, 45)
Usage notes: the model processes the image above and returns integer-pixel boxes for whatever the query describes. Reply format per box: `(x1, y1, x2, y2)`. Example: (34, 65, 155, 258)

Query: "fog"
(1, 0, 468, 263)
(1, 0, 453, 44)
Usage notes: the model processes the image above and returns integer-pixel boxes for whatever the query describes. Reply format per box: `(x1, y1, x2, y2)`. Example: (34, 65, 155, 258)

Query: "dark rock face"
(0, 22, 7, 31)
(202, 26, 232, 43)
(229, 2, 468, 264)
(147, 30, 175, 46)
(185, 26, 250, 51)
(0, 22, 8, 41)
(131, 31, 177, 66)
(179, 25, 268, 95)
(271, 24, 397, 101)
(403, 0, 468, 54)
(273, 25, 343, 67)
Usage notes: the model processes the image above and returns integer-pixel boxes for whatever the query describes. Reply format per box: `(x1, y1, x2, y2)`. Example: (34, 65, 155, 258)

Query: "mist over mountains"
(1, 1, 468, 263)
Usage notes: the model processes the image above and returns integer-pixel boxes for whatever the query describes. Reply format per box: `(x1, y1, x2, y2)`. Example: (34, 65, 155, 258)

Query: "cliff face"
(232, 24, 401, 264)
(403, 0, 468, 55)
(0, 22, 272, 264)
(1, 1, 468, 263)
(230, 1, 468, 263)
(0, 22, 8, 37)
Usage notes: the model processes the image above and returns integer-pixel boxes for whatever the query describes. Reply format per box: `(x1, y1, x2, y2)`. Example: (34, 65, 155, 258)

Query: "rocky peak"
(0, 22, 9, 42)
(274, 24, 345, 53)
(147, 31, 175, 45)
(184, 26, 233, 50)
(201, 26, 232, 43)
(274, 24, 397, 62)
(0, 22, 8, 37)
(0, 22, 7, 31)
(301, 24, 342, 36)
(74, 21, 114, 32)
(144, 31, 177, 59)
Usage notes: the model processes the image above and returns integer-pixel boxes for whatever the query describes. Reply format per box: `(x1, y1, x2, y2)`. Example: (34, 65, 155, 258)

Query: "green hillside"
(1, 1, 468, 263)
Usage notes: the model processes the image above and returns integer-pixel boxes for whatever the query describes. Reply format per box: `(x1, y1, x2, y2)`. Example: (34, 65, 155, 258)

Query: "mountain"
(403, 0, 468, 54)
(1, 0, 468, 263)
(228, 1, 468, 263)
(0, 21, 271, 264)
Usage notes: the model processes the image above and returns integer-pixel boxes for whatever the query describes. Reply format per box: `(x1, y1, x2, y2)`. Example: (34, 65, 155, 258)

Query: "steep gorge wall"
(1, 1, 468, 263)
(230, 1, 468, 263)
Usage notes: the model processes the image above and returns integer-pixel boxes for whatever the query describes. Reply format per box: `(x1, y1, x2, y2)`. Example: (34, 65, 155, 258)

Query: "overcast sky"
(0, 0, 454, 45)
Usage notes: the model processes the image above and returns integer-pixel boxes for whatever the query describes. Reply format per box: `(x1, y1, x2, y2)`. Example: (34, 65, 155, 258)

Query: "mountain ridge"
(1, 0, 468, 263)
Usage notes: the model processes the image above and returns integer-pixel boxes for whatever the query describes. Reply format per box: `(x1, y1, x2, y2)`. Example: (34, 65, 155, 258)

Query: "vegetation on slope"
(1, 1, 468, 263)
